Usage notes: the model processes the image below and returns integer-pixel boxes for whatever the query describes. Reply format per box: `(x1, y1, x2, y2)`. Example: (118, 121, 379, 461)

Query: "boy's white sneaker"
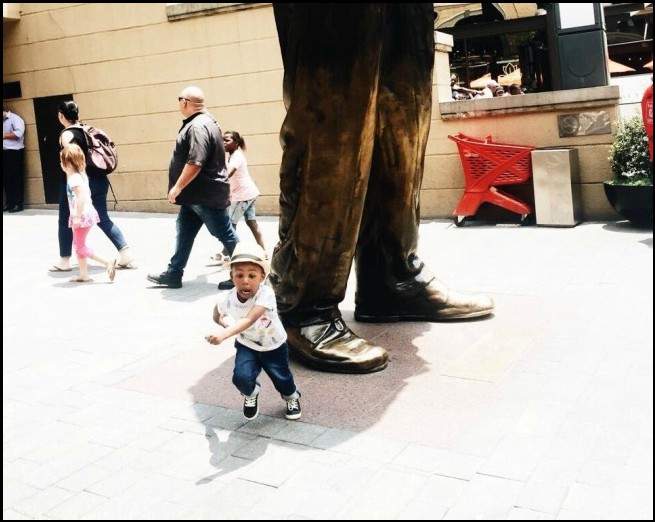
(243, 394, 259, 420)
(285, 396, 301, 420)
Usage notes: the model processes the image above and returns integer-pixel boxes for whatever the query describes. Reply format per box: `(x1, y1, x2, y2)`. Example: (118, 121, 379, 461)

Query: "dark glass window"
(3, 81, 22, 99)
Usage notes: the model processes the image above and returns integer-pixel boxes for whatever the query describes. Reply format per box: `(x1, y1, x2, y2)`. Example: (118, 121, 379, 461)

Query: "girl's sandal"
(107, 259, 118, 282)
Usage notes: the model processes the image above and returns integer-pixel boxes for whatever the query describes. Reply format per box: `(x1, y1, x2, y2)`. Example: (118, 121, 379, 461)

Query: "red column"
(642, 83, 653, 161)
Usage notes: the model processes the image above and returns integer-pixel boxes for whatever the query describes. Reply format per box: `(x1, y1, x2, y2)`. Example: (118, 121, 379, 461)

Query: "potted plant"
(604, 116, 653, 227)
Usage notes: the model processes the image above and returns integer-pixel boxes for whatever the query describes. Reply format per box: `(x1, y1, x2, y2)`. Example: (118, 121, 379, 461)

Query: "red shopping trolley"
(448, 132, 535, 226)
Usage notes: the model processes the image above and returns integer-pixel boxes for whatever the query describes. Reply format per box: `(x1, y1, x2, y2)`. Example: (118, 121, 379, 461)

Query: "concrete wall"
(3, 3, 619, 219)
(3, 3, 283, 214)
(3, 3, 21, 21)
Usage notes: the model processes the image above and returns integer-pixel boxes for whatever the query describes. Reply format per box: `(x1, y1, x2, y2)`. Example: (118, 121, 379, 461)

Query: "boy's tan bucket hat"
(229, 243, 269, 276)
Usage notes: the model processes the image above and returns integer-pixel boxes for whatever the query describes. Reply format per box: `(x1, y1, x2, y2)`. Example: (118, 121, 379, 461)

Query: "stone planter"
(603, 182, 653, 227)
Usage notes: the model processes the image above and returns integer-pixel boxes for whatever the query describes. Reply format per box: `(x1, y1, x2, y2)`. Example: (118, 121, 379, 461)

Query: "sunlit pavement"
(3, 210, 653, 520)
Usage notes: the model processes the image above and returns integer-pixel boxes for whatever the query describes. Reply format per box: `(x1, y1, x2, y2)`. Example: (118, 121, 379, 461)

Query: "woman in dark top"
(50, 101, 135, 271)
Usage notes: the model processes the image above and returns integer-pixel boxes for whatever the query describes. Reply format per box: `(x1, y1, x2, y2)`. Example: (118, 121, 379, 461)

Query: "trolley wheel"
(454, 215, 467, 227)
(520, 213, 535, 226)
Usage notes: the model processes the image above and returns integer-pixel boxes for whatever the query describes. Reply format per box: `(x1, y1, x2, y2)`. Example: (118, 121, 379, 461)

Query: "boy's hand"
(205, 333, 226, 345)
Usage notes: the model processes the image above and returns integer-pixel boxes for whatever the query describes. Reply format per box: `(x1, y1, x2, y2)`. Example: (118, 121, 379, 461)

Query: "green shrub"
(608, 116, 653, 185)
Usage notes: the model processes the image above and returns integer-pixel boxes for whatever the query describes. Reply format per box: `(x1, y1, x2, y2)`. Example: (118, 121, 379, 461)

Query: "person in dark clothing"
(49, 101, 135, 272)
(146, 86, 238, 289)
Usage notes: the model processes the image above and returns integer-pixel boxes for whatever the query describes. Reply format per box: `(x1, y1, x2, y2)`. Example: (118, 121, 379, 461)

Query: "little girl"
(60, 144, 117, 283)
(210, 131, 266, 266)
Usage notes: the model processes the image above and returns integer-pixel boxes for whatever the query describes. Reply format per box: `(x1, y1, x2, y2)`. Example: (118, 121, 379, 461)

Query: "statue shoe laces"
(286, 317, 388, 373)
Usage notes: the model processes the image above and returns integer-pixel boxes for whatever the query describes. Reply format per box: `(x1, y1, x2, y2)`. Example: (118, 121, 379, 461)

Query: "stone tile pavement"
(3, 210, 653, 520)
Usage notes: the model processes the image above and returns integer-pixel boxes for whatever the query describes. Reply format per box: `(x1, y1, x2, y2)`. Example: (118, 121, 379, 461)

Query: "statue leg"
(270, 4, 388, 373)
(355, 4, 494, 321)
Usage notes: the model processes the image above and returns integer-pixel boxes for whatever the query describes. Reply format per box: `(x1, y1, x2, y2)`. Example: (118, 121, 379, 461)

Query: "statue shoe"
(286, 317, 388, 373)
(355, 278, 494, 322)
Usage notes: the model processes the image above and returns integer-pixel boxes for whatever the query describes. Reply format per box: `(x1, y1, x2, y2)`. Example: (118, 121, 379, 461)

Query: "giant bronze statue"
(269, 4, 494, 373)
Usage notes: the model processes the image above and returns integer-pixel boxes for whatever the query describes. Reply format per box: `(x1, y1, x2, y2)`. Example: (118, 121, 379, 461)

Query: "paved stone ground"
(3, 210, 653, 520)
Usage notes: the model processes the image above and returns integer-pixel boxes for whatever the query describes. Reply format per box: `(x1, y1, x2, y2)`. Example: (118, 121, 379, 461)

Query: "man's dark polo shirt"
(168, 111, 230, 209)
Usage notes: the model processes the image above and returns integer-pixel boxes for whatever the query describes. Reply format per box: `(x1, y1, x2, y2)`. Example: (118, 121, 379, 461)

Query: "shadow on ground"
(602, 220, 654, 234)
(186, 315, 434, 484)
(145, 270, 230, 303)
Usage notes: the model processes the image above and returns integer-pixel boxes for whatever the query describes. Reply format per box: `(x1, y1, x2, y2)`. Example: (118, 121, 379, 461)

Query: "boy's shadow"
(195, 424, 273, 486)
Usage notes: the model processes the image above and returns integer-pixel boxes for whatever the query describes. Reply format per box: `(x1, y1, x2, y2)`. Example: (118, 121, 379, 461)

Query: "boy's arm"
(212, 304, 223, 325)
(206, 305, 266, 345)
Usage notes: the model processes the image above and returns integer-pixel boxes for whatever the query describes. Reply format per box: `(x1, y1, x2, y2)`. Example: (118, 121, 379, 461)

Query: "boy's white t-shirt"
(217, 284, 287, 352)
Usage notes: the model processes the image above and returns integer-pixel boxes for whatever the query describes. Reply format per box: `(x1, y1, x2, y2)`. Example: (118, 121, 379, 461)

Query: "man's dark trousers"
(3, 149, 25, 210)
(168, 204, 239, 277)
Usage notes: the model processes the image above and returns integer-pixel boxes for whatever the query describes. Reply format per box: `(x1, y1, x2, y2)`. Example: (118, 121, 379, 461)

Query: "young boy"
(206, 243, 301, 420)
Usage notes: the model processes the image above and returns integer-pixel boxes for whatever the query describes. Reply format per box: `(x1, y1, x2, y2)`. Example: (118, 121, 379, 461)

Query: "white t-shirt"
(227, 148, 260, 203)
(66, 172, 98, 228)
(216, 283, 287, 351)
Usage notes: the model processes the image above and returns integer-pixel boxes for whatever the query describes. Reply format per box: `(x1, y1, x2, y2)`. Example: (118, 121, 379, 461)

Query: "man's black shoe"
(147, 271, 182, 288)
(243, 394, 259, 420)
(8, 206, 23, 213)
(218, 279, 235, 290)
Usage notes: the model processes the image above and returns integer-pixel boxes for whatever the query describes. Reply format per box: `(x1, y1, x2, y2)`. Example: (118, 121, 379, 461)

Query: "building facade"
(3, 3, 625, 219)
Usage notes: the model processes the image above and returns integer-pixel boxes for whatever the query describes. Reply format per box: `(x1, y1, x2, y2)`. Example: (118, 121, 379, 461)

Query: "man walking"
(147, 86, 238, 289)
(3, 104, 26, 213)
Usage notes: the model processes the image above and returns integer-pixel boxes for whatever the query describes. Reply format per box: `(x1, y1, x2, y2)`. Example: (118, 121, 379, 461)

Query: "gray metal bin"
(531, 147, 582, 227)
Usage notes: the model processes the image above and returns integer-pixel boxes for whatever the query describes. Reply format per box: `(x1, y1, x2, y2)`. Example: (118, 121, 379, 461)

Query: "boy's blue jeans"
(232, 341, 298, 398)
(168, 204, 238, 276)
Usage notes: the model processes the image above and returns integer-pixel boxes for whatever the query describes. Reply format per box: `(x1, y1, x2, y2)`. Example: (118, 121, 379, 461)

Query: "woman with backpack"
(50, 101, 135, 272)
